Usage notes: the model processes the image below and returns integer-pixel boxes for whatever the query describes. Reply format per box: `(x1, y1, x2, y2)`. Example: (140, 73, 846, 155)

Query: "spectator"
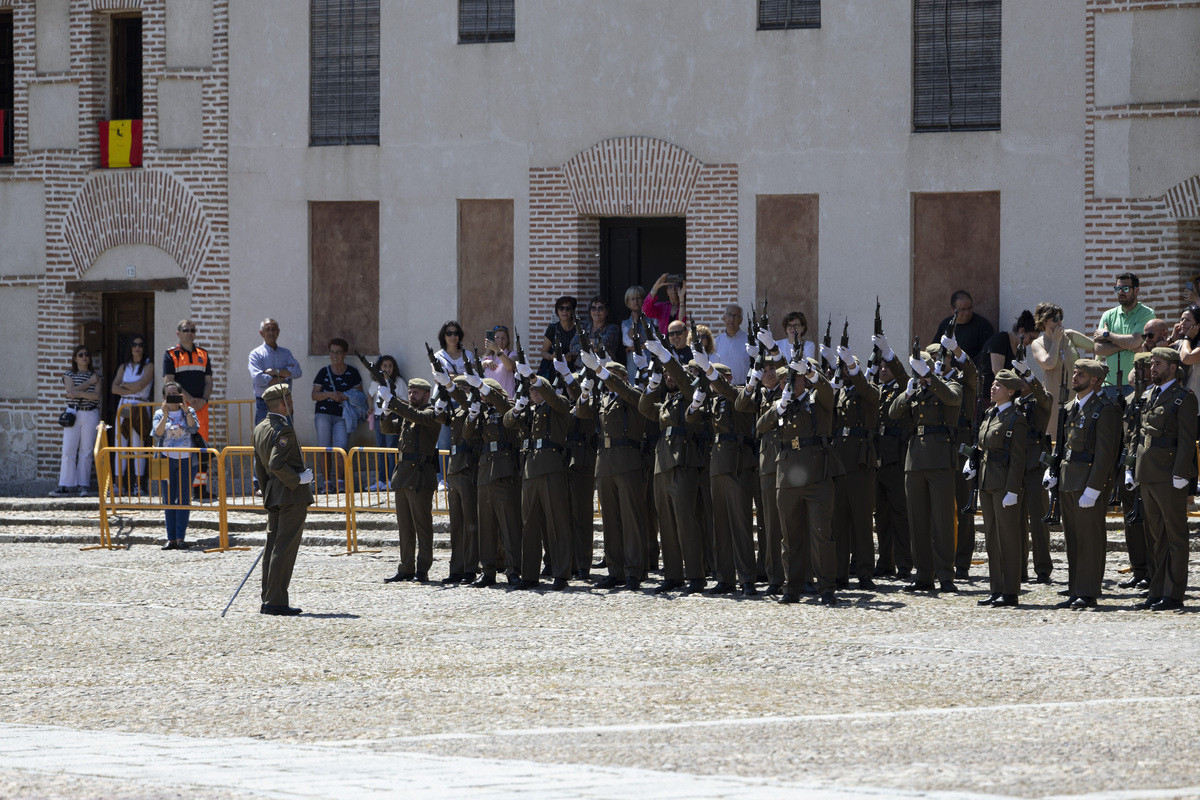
(162, 319, 213, 439)
(1029, 303, 1094, 434)
(50, 346, 102, 498)
(983, 309, 1036, 389)
(111, 335, 154, 495)
(620, 285, 658, 375)
(1171, 305, 1200, 398)
(776, 312, 816, 363)
(572, 294, 620, 362)
(249, 318, 302, 426)
(643, 272, 687, 332)
(539, 297, 578, 376)
(152, 381, 199, 549)
(481, 326, 517, 397)
(666, 320, 692, 361)
(311, 337, 362, 493)
(693, 324, 716, 356)
(434, 320, 473, 377)
(714, 304, 750, 383)
(365, 354, 402, 490)
(934, 290, 995, 362)
(1093, 272, 1156, 394)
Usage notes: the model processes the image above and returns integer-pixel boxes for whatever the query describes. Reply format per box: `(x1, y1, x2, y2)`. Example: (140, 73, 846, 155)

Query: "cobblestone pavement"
(0, 531, 1198, 799)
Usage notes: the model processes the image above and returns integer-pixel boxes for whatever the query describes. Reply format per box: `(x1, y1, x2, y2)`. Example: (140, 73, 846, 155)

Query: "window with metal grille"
(758, 0, 820, 30)
(913, 0, 1000, 132)
(311, 0, 380, 146)
(459, 0, 515, 43)
(0, 12, 12, 164)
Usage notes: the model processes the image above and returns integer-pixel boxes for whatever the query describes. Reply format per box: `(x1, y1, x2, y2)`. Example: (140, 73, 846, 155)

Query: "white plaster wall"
(157, 78, 204, 150)
(34, 0, 70, 74)
(166, 0, 213, 68)
(0, 181, 46, 275)
(85, 243, 187, 281)
(27, 82, 79, 150)
(0, 286, 39, 398)
(229, 0, 1087, 371)
(1128, 117, 1200, 200)
(1130, 7, 1200, 105)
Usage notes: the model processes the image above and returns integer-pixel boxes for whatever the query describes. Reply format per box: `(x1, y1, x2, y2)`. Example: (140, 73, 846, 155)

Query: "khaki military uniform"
(952, 355, 980, 575)
(1058, 391, 1121, 599)
(504, 377, 574, 582)
(737, 381, 784, 587)
(381, 396, 443, 576)
(468, 390, 522, 582)
(874, 354, 912, 576)
(977, 402, 1028, 596)
(1016, 377, 1053, 580)
(563, 379, 596, 576)
(1120, 383, 1149, 581)
(253, 413, 314, 608)
(445, 385, 481, 578)
(758, 371, 844, 595)
(832, 366, 880, 584)
(888, 368, 963, 585)
(1132, 379, 1198, 602)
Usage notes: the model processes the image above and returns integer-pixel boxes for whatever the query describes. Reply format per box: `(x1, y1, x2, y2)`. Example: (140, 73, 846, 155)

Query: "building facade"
(1, 0, 1197, 483)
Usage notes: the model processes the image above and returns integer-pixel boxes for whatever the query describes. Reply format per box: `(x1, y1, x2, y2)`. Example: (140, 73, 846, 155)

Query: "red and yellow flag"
(99, 119, 142, 168)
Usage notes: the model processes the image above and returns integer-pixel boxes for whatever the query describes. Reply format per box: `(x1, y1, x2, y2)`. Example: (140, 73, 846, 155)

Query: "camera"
(165, 394, 184, 405)
(485, 330, 496, 342)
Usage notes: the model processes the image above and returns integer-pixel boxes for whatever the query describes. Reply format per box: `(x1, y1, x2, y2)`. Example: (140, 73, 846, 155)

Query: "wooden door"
(102, 292, 154, 424)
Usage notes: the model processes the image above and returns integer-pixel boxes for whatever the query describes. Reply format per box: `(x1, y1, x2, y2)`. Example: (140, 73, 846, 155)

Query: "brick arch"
(1164, 174, 1200, 221)
(62, 170, 213, 281)
(562, 137, 704, 216)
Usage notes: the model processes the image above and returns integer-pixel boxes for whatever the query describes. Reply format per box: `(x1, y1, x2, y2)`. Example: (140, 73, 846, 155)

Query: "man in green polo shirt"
(1093, 272, 1155, 392)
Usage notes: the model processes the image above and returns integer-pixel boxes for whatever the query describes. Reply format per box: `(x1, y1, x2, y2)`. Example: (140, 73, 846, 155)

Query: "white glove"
(552, 357, 570, 376)
(1124, 469, 1137, 491)
(747, 368, 762, 389)
(1078, 487, 1100, 508)
(780, 382, 794, 405)
(962, 462, 976, 480)
(909, 355, 930, 377)
(432, 369, 452, 387)
(647, 372, 662, 391)
(1002, 492, 1019, 508)
(756, 328, 776, 349)
(298, 468, 314, 485)
(515, 361, 534, 378)
(745, 342, 760, 359)
(692, 349, 711, 371)
(579, 351, 600, 372)
(774, 397, 789, 414)
(871, 333, 890, 357)
(468, 401, 481, 420)
(1042, 468, 1057, 489)
(836, 345, 853, 366)
(804, 366, 820, 383)
(464, 372, 482, 388)
(1173, 476, 1188, 490)
(597, 366, 611, 381)
(513, 396, 529, 411)
(688, 388, 706, 412)
(376, 384, 392, 407)
(632, 353, 648, 370)
(580, 377, 594, 396)
(819, 343, 835, 364)
(478, 380, 491, 396)
(1011, 359, 1030, 377)
(940, 334, 958, 353)
(906, 378, 919, 396)
(645, 339, 670, 361)
(434, 399, 448, 414)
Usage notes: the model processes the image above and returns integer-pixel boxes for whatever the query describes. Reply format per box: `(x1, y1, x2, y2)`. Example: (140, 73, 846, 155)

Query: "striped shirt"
(65, 370, 101, 411)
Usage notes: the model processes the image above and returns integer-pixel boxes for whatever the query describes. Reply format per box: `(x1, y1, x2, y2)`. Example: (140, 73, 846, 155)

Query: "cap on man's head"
(1073, 359, 1107, 380)
(1151, 346, 1181, 363)
(713, 363, 732, 378)
(604, 361, 627, 378)
(482, 377, 506, 397)
(994, 369, 1022, 391)
(262, 384, 291, 403)
(408, 377, 432, 391)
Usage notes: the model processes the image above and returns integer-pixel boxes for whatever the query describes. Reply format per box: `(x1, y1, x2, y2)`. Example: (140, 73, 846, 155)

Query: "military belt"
(837, 426, 871, 439)
(566, 432, 588, 444)
(1063, 449, 1094, 464)
(880, 426, 905, 438)
(523, 438, 564, 453)
(1146, 435, 1179, 449)
(401, 453, 437, 466)
(663, 426, 688, 439)
(484, 441, 514, 453)
(449, 445, 475, 456)
(602, 437, 639, 449)
(783, 436, 825, 450)
(913, 424, 953, 437)
(717, 432, 755, 448)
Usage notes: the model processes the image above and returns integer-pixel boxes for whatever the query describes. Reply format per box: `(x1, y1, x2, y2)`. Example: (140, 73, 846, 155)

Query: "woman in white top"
(365, 354, 403, 490)
(111, 335, 155, 493)
(1170, 304, 1200, 398)
(1030, 302, 1094, 438)
(433, 320, 472, 489)
(152, 381, 199, 549)
(50, 346, 102, 497)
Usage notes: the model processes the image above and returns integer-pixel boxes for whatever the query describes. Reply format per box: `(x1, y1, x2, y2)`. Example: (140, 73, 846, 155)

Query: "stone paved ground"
(0, 525, 1198, 799)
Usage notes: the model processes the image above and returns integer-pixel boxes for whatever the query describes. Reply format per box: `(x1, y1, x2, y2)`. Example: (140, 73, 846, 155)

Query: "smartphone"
(165, 394, 183, 404)
(485, 330, 496, 342)
(666, 273, 685, 285)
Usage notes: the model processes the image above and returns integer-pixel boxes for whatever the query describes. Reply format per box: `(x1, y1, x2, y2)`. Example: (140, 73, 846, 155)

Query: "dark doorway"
(102, 292, 154, 426)
(111, 14, 143, 120)
(600, 217, 686, 321)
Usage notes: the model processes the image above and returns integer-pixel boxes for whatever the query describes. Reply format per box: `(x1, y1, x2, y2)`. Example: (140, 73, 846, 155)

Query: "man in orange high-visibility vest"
(163, 319, 214, 499)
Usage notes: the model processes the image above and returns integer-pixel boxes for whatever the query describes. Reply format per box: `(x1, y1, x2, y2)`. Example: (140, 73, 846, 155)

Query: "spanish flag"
(99, 119, 142, 168)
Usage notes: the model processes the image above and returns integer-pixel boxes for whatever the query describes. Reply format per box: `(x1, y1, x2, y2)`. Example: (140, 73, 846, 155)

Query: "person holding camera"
(51, 346, 102, 497)
(643, 273, 688, 332)
(153, 381, 200, 549)
(481, 325, 517, 397)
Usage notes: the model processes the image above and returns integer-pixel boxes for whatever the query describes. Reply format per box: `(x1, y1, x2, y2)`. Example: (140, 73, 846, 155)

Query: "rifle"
(425, 342, 447, 378)
(940, 317, 958, 363)
(748, 302, 759, 348)
(1117, 356, 1146, 522)
(911, 335, 921, 366)
(513, 327, 532, 401)
(760, 297, 770, 340)
(1042, 347, 1070, 525)
(869, 296, 883, 383)
(839, 317, 850, 376)
(460, 344, 483, 404)
(822, 316, 834, 374)
(689, 318, 710, 393)
(356, 351, 395, 392)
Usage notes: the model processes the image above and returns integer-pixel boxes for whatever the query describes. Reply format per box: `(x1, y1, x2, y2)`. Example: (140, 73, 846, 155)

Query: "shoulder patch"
(278, 435, 289, 448)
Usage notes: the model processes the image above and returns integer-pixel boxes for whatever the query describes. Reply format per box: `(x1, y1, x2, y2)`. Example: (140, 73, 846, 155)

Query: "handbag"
(57, 407, 76, 428)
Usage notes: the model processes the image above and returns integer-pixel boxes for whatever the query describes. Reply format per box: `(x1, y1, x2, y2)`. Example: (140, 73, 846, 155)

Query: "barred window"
(311, 0, 380, 146)
(0, 12, 12, 164)
(758, 0, 820, 30)
(459, 0, 515, 43)
(913, 0, 1001, 132)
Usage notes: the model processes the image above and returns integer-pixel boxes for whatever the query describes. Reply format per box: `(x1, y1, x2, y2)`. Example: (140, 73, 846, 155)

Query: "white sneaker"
(78, 489, 95, 497)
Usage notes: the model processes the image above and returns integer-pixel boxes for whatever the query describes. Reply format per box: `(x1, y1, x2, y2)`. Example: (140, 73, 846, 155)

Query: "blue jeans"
(163, 456, 195, 541)
(314, 412, 347, 486)
(373, 423, 398, 482)
(436, 424, 452, 483)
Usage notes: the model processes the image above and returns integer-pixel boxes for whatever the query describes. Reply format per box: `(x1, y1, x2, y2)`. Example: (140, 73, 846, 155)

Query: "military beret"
(604, 361, 627, 377)
(1133, 351, 1153, 364)
(994, 369, 1022, 391)
(482, 377, 506, 397)
(775, 366, 791, 380)
(1073, 358, 1107, 379)
(408, 377, 431, 390)
(1151, 346, 1181, 363)
(452, 374, 470, 386)
(713, 363, 732, 377)
(261, 384, 290, 403)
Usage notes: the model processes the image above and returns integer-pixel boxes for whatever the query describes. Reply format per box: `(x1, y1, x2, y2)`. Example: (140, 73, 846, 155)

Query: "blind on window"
(459, 0, 515, 43)
(758, 0, 820, 30)
(913, 0, 1001, 131)
(311, 0, 380, 146)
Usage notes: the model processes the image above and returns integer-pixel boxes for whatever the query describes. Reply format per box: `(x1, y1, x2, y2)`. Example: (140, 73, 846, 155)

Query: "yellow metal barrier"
(115, 399, 255, 448)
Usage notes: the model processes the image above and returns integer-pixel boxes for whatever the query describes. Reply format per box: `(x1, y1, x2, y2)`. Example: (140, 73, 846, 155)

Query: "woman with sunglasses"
(433, 321, 473, 490)
(51, 346, 102, 497)
(1170, 304, 1200, 399)
(539, 297, 578, 372)
(570, 295, 621, 363)
(1030, 303, 1094, 436)
(111, 335, 155, 494)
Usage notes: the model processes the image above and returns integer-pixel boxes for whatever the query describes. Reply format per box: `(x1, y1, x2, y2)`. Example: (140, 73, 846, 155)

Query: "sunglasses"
(668, 330, 686, 337)
(132, 342, 145, 347)
(445, 330, 462, 337)
(1142, 333, 1155, 339)
(590, 305, 607, 311)
(1114, 285, 1133, 294)
(178, 327, 196, 333)
(556, 306, 573, 312)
